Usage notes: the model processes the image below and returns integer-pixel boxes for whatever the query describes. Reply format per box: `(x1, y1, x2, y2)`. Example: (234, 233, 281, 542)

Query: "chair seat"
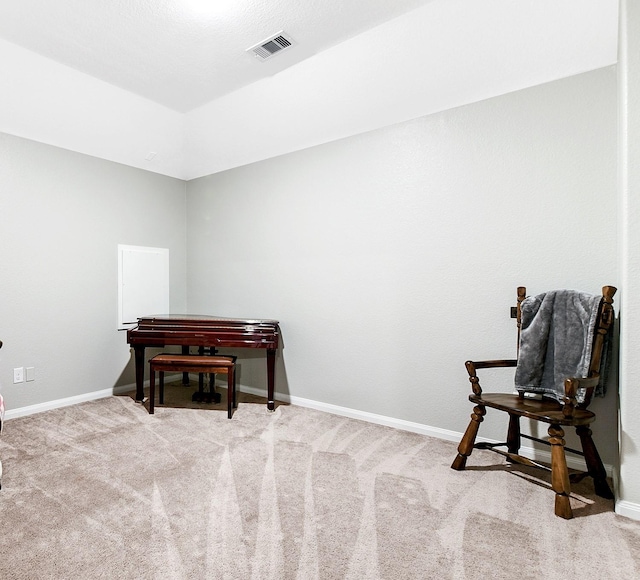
(469, 392, 595, 426)
(148, 353, 236, 417)
(150, 354, 234, 373)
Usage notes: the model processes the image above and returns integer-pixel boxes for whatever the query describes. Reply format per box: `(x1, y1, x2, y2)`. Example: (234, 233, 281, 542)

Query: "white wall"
(186, 68, 618, 464)
(0, 133, 187, 410)
(618, 0, 640, 516)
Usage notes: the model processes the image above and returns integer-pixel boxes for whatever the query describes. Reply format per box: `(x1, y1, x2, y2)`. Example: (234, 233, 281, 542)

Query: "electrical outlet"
(13, 367, 24, 383)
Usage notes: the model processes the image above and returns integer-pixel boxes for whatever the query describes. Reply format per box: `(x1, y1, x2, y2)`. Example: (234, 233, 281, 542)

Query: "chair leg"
(577, 425, 614, 499)
(548, 424, 573, 519)
(159, 371, 165, 405)
(507, 413, 521, 456)
(451, 405, 485, 470)
(149, 367, 155, 415)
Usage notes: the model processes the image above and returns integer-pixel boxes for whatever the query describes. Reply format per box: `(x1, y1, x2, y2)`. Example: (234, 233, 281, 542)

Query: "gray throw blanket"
(514, 289, 608, 404)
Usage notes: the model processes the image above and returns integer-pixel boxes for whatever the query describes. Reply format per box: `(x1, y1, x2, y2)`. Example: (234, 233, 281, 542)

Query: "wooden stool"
(148, 354, 236, 418)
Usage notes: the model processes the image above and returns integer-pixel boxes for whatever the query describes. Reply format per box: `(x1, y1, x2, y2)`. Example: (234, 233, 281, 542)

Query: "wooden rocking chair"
(451, 286, 616, 519)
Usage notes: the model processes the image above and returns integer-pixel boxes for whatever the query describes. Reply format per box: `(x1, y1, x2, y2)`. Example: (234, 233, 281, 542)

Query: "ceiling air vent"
(247, 31, 294, 61)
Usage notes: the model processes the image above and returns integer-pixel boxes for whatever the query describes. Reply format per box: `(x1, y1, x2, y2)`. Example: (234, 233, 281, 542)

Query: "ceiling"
(0, 0, 620, 180)
(0, 0, 432, 112)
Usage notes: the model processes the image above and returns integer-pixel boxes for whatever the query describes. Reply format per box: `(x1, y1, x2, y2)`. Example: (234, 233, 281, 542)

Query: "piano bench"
(148, 354, 236, 418)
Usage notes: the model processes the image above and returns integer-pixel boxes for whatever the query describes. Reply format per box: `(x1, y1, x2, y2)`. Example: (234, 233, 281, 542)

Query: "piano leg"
(191, 346, 222, 404)
(134, 345, 145, 402)
(267, 348, 276, 412)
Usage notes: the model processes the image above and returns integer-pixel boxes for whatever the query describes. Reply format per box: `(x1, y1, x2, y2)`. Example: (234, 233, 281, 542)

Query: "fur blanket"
(514, 289, 608, 403)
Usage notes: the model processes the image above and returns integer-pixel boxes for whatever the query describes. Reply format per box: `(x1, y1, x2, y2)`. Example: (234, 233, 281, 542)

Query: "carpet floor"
(0, 384, 639, 579)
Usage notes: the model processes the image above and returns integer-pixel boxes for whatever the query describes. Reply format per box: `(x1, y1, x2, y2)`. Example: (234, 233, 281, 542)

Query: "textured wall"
(186, 69, 618, 462)
(0, 133, 187, 410)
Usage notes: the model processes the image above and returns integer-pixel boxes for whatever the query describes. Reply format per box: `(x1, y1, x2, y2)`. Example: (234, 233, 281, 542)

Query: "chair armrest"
(465, 360, 518, 396)
(562, 373, 600, 417)
(467, 359, 518, 370)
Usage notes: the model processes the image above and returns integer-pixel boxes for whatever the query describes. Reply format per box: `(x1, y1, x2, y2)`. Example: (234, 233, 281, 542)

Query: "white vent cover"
(247, 31, 294, 61)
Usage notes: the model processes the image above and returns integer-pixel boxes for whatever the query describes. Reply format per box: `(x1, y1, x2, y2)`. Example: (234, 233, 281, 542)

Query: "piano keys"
(126, 315, 280, 411)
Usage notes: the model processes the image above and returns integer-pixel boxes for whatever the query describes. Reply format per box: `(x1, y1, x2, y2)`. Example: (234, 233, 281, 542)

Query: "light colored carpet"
(0, 385, 639, 579)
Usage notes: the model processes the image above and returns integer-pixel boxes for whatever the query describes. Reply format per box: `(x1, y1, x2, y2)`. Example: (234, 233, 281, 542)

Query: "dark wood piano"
(126, 315, 281, 410)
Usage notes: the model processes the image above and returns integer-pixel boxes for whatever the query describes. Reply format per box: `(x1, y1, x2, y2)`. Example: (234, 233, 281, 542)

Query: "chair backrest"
(515, 286, 526, 356)
(514, 286, 616, 407)
(584, 285, 616, 405)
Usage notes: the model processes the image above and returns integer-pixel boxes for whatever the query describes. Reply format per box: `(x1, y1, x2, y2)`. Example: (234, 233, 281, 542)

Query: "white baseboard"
(5, 382, 639, 522)
(615, 499, 640, 520)
(2, 375, 186, 420)
(4, 388, 118, 420)
(2, 380, 159, 420)
(267, 390, 609, 474)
